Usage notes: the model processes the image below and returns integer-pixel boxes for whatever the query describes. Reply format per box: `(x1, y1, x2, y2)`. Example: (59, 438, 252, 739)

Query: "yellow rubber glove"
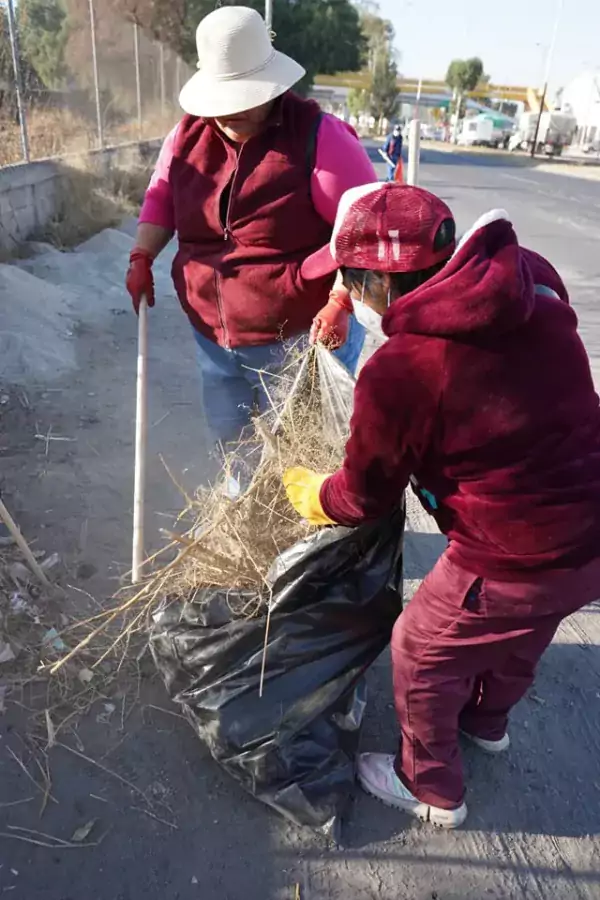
(283, 467, 335, 526)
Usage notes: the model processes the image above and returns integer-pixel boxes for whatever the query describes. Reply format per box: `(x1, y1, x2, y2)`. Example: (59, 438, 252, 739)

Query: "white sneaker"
(357, 753, 467, 829)
(461, 731, 510, 754)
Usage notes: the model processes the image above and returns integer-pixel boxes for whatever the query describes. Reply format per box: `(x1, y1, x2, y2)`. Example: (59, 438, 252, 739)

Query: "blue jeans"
(193, 317, 365, 445)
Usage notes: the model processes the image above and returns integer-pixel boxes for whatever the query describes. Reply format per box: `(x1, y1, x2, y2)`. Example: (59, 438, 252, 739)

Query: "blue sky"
(378, 0, 596, 90)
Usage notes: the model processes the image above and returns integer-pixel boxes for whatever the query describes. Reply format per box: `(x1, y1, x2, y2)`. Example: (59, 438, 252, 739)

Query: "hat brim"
(179, 50, 305, 118)
(301, 243, 339, 281)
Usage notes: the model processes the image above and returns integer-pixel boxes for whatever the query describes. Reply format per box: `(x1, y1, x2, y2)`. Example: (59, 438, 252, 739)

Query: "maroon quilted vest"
(169, 93, 334, 347)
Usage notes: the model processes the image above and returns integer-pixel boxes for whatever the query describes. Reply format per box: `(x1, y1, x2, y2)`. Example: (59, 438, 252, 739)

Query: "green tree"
(0, 6, 12, 91)
(100, 0, 188, 52)
(357, 7, 394, 73)
(351, 1, 399, 129)
(369, 51, 399, 123)
(0, 4, 43, 111)
(18, 0, 70, 89)
(445, 57, 485, 95)
(105, 0, 365, 90)
(238, 0, 363, 89)
(446, 57, 486, 139)
(347, 87, 369, 119)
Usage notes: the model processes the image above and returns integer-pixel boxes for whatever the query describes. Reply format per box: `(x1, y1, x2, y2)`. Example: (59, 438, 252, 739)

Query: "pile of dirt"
(0, 265, 80, 383)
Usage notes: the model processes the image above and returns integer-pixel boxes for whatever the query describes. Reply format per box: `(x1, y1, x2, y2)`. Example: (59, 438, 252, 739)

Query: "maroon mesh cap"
(302, 182, 456, 280)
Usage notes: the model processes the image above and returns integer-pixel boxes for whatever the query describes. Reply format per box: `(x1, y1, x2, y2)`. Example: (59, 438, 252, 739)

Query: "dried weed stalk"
(50, 346, 350, 674)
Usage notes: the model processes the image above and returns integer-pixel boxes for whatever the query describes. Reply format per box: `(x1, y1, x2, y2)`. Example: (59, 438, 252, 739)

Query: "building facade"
(561, 72, 600, 145)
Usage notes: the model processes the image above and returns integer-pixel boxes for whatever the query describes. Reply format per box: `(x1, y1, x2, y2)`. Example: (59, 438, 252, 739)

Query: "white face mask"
(351, 274, 389, 346)
(352, 298, 386, 337)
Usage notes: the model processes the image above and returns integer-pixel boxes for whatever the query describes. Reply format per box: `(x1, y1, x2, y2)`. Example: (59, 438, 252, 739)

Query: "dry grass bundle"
(39, 162, 152, 250)
(178, 353, 346, 603)
(0, 105, 180, 168)
(0, 108, 95, 167)
(50, 346, 352, 676)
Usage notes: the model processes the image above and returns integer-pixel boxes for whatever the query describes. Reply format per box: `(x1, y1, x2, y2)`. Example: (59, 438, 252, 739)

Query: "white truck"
(458, 113, 513, 149)
(459, 115, 494, 147)
(509, 111, 576, 157)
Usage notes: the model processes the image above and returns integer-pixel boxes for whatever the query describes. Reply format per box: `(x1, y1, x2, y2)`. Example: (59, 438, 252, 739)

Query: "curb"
(419, 141, 600, 176)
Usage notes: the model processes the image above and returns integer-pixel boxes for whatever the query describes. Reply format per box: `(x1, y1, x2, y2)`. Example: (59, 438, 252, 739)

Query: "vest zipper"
(217, 144, 244, 347)
(223, 143, 244, 241)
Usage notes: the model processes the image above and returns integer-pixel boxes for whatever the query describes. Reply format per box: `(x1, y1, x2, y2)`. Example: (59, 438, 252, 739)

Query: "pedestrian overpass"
(315, 74, 531, 109)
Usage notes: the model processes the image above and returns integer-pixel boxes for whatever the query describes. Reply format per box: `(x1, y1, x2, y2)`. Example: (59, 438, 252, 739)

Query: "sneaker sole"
(461, 731, 510, 754)
(357, 773, 468, 829)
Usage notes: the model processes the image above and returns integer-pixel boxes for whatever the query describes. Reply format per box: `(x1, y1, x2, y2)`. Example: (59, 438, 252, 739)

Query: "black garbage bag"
(150, 504, 404, 840)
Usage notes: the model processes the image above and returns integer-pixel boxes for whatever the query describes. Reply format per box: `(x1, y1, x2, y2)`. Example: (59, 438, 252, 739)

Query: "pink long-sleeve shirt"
(139, 114, 377, 231)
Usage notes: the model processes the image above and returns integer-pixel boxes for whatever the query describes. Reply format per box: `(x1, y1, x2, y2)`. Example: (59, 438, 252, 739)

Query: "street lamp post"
(415, 75, 423, 117)
(531, 0, 564, 158)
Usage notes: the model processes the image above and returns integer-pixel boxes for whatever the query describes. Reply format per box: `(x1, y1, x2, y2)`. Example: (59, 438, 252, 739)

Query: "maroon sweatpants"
(391, 551, 600, 809)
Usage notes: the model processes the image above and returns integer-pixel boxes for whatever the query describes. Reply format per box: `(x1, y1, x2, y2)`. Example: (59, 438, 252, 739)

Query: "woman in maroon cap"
(284, 182, 600, 828)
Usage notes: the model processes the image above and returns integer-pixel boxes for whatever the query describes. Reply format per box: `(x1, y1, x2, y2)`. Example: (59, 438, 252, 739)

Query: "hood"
(383, 210, 536, 339)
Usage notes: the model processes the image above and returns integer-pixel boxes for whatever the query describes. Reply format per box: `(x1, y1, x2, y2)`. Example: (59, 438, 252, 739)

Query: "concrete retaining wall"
(0, 139, 162, 254)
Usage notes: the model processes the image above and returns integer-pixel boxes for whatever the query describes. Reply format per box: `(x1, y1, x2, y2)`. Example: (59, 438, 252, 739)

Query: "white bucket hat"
(179, 6, 306, 118)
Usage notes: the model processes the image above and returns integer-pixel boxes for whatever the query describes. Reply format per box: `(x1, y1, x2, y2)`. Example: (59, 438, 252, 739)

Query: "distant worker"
(125, 5, 376, 446)
(381, 124, 403, 181)
(285, 182, 600, 829)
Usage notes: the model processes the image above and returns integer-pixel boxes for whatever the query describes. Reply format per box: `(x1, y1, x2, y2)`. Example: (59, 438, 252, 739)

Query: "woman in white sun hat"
(126, 5, 376, 447)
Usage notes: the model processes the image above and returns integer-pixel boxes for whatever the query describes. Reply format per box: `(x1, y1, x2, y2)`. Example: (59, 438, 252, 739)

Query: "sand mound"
(0, 264, 79, 382)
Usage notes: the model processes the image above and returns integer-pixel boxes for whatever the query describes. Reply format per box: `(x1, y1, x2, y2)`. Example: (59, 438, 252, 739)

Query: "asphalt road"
(399, 145, 600, 384)
(1, 147, 600, 900)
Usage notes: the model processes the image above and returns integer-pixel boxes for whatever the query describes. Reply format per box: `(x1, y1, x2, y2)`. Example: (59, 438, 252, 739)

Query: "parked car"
(420, 123, 437, 140)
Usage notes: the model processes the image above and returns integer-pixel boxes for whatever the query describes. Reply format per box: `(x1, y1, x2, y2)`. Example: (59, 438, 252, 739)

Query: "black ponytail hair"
(341, 216, 455, 300)
(341, 259, 447, 301)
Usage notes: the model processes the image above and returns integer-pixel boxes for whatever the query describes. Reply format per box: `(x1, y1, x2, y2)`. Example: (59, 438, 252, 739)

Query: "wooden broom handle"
(132, 298, 148, 583)
(0, 497, 51, 587)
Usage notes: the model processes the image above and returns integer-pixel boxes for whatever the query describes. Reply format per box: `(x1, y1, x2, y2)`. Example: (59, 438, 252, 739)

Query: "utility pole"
(159, 42, 166, 119)
(407, 119, 421, 185)
(6, 0, 30, 162)
(88, 0, 104, 148)
(407, 76, 422, 185)
(451, 90, 462, 144)
(175, 55, 182, 98)
(531, 0, 564, 158)
(133, 22, 143, 139)
(265, 0, 273, 33)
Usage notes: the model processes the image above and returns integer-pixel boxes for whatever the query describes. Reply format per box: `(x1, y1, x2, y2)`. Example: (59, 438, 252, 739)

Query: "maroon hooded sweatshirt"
(320, 214, 600, 579)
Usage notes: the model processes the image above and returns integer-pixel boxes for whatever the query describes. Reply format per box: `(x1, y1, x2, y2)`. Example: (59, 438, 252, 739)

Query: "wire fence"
(0, 0, 194, 167)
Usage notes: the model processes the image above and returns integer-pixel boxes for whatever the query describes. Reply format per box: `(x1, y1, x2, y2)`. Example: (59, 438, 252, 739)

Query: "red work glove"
(310, 286, 353, 350)
(126, 247, 155, 314)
